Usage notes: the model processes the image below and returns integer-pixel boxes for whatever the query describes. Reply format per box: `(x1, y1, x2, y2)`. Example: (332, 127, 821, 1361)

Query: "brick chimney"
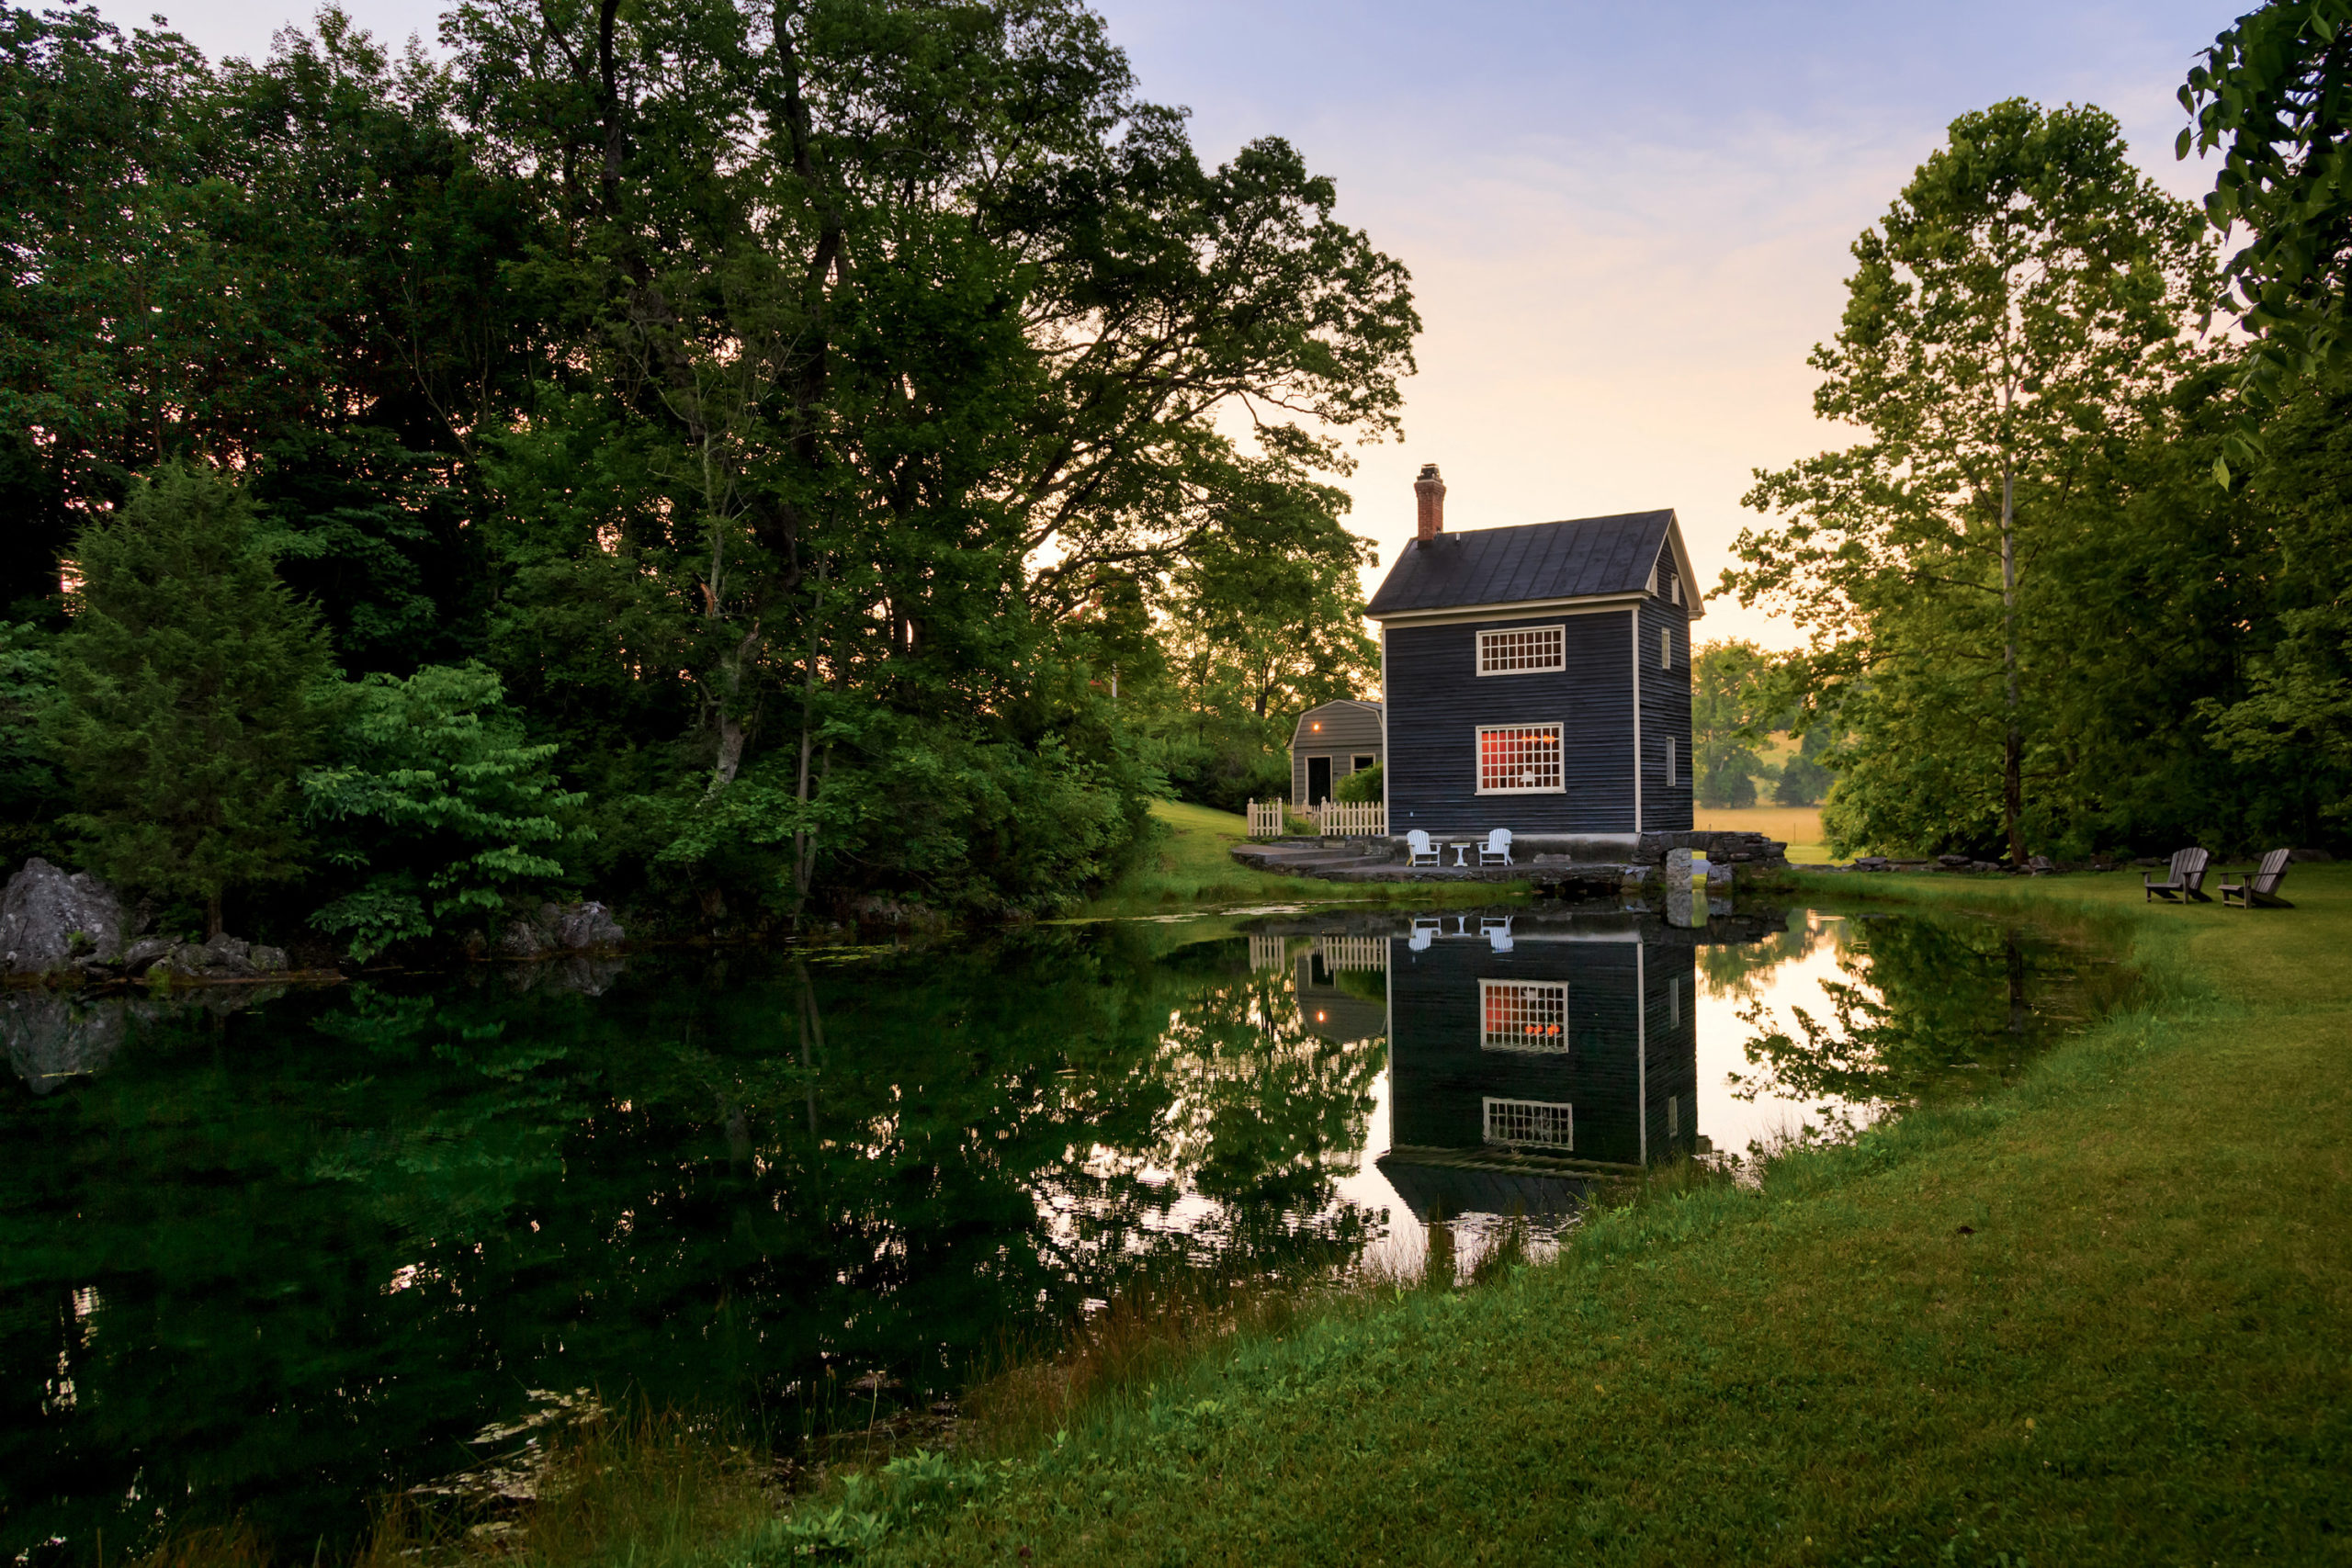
(1414, 463, 1445, 543)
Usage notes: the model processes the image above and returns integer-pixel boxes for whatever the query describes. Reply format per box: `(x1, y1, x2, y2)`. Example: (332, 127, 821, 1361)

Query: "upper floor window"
(1660, 627, 1672, 669)
(1477, 724, 1563, 794)
(1481, 978, 1567, 1053)
(1477, 625, 1565, 675)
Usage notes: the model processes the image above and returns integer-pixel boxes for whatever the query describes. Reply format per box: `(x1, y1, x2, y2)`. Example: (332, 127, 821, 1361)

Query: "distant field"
(1695, 803, 1833, 863)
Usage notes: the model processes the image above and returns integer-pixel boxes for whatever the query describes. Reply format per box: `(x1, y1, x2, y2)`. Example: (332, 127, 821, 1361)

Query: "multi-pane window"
(1477, 625, 1566, 675)
(1485, 1096, 1574, 1151)
(1476, 724, 1563, 793)
(1480, 978, 1567, 1053)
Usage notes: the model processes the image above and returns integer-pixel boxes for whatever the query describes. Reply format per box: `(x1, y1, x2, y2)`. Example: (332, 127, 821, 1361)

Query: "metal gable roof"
(1363, 509, 1694, 619)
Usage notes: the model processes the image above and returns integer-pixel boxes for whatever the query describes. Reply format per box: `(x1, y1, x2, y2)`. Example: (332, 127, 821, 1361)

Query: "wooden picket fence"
(1245, 799, 1387, 838)
(1313, 800, 1386, 837)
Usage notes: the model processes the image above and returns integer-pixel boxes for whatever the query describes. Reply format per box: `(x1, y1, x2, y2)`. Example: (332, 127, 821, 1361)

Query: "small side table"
(1446, 841, 1474, 867)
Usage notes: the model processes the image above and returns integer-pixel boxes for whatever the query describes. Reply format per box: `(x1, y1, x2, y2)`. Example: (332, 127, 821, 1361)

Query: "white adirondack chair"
(1477, 828, 1513, 866)
(1406, 829, 1441, 867)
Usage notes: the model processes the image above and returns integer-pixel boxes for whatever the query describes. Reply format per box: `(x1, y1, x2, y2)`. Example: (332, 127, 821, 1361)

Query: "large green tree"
(1732, 100, 2217, 863)
(48, 466, 339, 934)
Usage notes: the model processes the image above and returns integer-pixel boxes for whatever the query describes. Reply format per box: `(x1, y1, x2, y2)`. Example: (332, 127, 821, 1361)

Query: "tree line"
(1722, 6, 2352, 863)
(0, 0, 1399, 944)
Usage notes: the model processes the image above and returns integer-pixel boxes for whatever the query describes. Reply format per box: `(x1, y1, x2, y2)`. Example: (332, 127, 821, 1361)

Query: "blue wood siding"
(1385, 934, 1697, 1169)
(1636, 598, 1694, 831)
(1383, 611, 1637, 835)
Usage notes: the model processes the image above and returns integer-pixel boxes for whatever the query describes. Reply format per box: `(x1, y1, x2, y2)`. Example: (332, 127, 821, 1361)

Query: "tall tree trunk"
(790, 564, 830, 923)
(2000, 465, 2026, 867)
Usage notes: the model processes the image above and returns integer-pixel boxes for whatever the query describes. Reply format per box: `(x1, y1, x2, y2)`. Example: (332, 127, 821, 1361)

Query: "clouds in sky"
(94, 0, 2242, 648)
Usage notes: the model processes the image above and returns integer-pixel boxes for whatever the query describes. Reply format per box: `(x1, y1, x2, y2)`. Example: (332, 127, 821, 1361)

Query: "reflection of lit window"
(1477, 625, 1565, 675)
(1485, 1096, 1573, 1150)
(1476, 724, 1562, 794)
(1480, 978, 1567, 1052)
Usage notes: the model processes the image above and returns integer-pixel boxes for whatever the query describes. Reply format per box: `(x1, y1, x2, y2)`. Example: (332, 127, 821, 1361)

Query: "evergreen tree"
(50, 466, 338, 935)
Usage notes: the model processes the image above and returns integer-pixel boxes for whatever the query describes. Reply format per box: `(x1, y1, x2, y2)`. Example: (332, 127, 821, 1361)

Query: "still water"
(2, 900, 2117, 1560)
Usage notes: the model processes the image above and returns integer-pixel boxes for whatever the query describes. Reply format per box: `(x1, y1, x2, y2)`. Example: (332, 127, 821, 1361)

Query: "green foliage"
(1, 0, 1411, 927)
(0, 621, 62, 863)
(302, 662, 587, 961)
(48, 466, 338, 931)
(1334, 760, 1382, 804)
(2180, 0, 2352, 457)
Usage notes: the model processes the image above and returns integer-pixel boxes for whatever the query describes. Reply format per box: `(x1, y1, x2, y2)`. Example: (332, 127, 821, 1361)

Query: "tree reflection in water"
(0, 928, 1383, 1562)
(1727, 909, 2102, 1115)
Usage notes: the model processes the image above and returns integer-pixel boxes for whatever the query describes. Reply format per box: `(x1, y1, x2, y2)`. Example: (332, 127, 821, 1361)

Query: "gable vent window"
(1485, 1096, 1574, 1151)
(1481, 978, 1567, 1053)
(1478, 625, 1565, 675)
(1660, 628, 1672, 669)
(1670, 576, 1683, 606)
(1477, 724, 1563, 794)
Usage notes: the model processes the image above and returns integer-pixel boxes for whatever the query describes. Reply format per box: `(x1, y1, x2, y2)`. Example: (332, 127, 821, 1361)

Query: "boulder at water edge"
(499, 901, 626, 959)
(0, 858, 124, 975)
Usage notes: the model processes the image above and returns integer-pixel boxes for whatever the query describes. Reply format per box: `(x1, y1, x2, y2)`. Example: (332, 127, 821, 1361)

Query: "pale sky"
(97, 0, 2239, 649)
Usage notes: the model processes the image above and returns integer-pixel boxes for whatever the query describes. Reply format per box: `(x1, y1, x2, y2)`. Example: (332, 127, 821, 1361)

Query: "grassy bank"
(770, 864, 2349, 1564)
(1072, 800, 1515, 919)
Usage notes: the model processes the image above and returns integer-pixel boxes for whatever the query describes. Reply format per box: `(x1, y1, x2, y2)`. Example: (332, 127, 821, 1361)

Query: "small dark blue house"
(1363, 466, 1700, 847)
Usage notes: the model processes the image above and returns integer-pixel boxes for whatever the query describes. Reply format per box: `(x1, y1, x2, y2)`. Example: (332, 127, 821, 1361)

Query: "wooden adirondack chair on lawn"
(2221, 849, 2295, 909)
(2143, 848, 2211, 904)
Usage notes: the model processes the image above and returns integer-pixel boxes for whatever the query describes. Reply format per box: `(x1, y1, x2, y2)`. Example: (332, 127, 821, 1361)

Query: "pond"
(1, 897, 2124, 1562)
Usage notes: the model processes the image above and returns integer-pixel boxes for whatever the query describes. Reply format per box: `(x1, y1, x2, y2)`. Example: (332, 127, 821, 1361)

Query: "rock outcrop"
(499, 901, 626, 960)
(148, 932, 291, 982)
(0, 858, 125, 975)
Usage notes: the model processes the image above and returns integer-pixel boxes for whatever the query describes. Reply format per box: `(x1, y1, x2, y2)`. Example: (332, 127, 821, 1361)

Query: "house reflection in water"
(1255, 908, 1781, 1226)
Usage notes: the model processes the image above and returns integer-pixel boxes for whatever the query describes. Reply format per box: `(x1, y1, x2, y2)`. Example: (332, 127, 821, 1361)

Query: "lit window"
(1480, 978, 1567, 1053)
(1660, 628, 1672, 669)
(1485, 1096, 1573, 1151)
(1476, 724, 1563, 794)
(1477, 625, 1565, 675)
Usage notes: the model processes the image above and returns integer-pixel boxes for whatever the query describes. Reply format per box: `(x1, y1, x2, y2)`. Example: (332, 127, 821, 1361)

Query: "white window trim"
(1484, 1095, 1574, 1151)
(1479, 977, 1569, 1054)
(1476, 623, 1566, 677)
(1474, 722, 1566, 795)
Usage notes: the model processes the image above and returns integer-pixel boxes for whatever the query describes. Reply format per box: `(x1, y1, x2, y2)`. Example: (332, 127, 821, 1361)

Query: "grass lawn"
(1695, 802, 1832, 863)
(810, 864, 2350, 1564)
(1069, 799, 1512, 919)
